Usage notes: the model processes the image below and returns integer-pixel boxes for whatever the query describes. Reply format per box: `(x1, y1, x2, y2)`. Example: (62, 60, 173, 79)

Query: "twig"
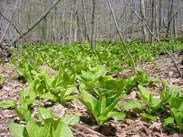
(72, 124, 106, 137)
(106, 0, 137, 74)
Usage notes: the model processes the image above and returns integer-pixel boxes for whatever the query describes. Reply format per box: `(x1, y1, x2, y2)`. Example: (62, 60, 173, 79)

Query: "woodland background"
(0, 0, 183, 45)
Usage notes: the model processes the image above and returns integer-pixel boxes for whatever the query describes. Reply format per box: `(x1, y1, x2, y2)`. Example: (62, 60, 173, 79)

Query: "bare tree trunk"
(12, 0, 61, 47)
(172, 1, 177, 38)
(73, 0, 78, 42)
(150, 0, 155, 43)
(42, 2, 47, 43)
(109, 11, 112, 41)
(81, 0, 90, 42)
(140, 0, 148, 42)
(107, 0, 137, 74)
(166, 0, 174, 38)
(91, 0, 96, 49)
(61, 0, 66, 46)
(69, 1, 73, 45)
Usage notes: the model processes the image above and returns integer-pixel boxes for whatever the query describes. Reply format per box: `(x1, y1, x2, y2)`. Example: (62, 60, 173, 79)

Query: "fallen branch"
(72, 124, 105, 137)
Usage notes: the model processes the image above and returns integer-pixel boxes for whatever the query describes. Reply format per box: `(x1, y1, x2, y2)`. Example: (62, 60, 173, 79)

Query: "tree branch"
(0, 13, 26, 42)
(123, 0, 182, 78)
(106, 0, 137, 74)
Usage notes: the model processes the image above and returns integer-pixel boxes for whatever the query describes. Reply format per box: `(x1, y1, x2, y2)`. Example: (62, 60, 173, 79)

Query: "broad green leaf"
(168, 86, 182, 98)
(38, 107, 54, 120)
(52, 119, 73, 137)
(27, 120, 51, 137)
(142, 113, 157, 121)
(100, 95, 107, 113)
(62, 114, 80, 126)
(151, 98, 161, 108)
(24, 110, 32, 122)
(27, 121, 39, 137)
(171, 108, 183, 132)
(163, 117, 175, 127)
(0, 100, 16, 109)
(169, 97, 183, 111)
(79, 84, 99, 117)
(107, 111, 125, 121)
(138, 85, 151, 103)
(120, 100, 142, 110)
(101, 93, 124, 117)
(8, 122, 28, 137)
(40, 93, 58, 102)
(15, 106, 28, 120)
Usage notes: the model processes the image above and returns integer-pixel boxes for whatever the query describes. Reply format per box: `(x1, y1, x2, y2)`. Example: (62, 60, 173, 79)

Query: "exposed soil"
(0, 52, 183, 137)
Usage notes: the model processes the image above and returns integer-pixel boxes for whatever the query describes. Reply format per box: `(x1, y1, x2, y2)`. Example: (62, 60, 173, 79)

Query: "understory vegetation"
(0, 40, 183, 137)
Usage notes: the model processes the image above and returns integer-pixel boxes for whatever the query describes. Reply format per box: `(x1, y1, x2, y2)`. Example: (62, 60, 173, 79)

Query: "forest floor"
(0, 52, 183, 137)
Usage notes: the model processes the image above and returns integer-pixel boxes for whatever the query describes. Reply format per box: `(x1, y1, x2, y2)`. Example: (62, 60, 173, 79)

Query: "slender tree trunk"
(172, 1, 177, 38)
(150, 0, 155, 43)
(91, 0, 96, 49)
(81, 0, 90, 42)
(140, 0, 148, 42)
(69, 1, 73, 44)
(74, 0, 78, 42)
(166, 0, 174, 38)
(61, 0, 65, 46)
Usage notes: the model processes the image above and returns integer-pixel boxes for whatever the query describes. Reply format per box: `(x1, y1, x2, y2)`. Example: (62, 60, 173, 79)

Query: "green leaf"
(8, 122, 28, 137)
(0, 74, 4, 85)
(62, 114, 80, 126)
(138, 85, 151, 103)
(107, 111, 125, 121)
(151, 98, 161, 108)
(168, 86, 182, 98)
(142, 113, 157, 121)
(40, 93, 58, 102)
(0, 100, 16, 109)
(38, 107, 54, 120)
(27, 121, 39, 137)
(169, 97, 183, 111)
(163, 117, 175, 127)
(171, 108, 183, 132)
(120, 100, 142, 110)
(15, 106, 28, 120)
(52, 119, 73, 137)
(79, 84, 99, 117)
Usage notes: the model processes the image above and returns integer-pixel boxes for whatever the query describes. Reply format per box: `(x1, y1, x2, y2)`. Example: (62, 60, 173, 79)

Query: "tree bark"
(91, 0, 96, 49)
(81, 0, 90, 42)
(166, 0, 174, 38)
(140, 0, 148, 42)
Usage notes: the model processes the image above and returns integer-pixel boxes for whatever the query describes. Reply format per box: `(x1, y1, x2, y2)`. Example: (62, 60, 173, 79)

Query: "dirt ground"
(0, 52, 183, 137)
